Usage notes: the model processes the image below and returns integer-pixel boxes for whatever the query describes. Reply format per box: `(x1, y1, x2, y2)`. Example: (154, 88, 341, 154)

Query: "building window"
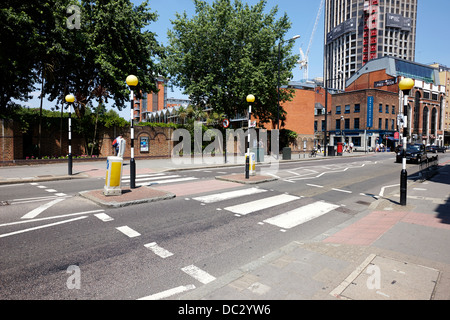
(379, 104, 383, 113)
(344, 118, 350, 130)
(354, 118, 360, 129)
(352, 137, 361, 147)
(336, 119, 341, 130)
(345, 105, 351, 113)
(386, 105, 389, 113)
(354, 104, 360, 113)
(392, 106, 396, 114)
(378, 118, 382, 129)
(314, 121, 318, 131)
(336, 106, 341, 114)
(385, 119, 389, 130)
(391, 119, 395, 130)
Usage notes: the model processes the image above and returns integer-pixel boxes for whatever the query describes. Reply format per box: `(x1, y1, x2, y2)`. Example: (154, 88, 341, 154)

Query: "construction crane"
(298, 0, 324, 81)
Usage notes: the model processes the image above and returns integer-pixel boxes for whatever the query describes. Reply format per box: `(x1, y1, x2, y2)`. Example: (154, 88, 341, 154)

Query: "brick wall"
(0, 120, 176, 165)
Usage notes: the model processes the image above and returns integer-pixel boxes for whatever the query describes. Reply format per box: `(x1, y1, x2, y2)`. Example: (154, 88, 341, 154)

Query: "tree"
(165, 0, 298, 127)
(46, 0, 165, 116)
(0, 0, 71, 115)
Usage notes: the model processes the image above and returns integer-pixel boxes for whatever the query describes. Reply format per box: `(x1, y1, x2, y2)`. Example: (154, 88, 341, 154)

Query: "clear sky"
(22, 0, 450, 119)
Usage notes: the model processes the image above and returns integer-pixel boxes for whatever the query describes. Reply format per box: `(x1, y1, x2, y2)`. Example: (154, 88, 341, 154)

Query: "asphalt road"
(0, 151, 446, 299)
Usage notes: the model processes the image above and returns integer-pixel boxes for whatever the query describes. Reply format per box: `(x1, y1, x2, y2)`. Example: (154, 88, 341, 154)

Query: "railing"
(419, 155, 439, 181)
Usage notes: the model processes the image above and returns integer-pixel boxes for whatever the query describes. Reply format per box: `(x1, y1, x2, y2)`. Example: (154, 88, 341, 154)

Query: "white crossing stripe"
(263, 201, 340, 229)
(122, 173, 166, 179)
(94, 213, 114, 222)
(122, 173, 198, 186)
(21, 198, 66, 219)
(135, 177, 198, 186)
(224, 194, 300, 215)
(122, 174, 178, 183)
(181, 265, 216, 284)
(144, 242, 174, 258)
(116, 226, 141, 238)
(192, 187, 267, 203)
(138, 284, 196, 300)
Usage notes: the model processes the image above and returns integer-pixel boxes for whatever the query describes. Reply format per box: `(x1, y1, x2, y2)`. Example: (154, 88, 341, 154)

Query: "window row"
(335, 104, 396, 114)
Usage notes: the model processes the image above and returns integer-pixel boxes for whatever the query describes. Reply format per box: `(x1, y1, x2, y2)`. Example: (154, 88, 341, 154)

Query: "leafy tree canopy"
(165, 0, 299, 127)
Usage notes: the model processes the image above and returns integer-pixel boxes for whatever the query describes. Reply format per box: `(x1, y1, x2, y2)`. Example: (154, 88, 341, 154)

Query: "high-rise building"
(324, 0, 418, 91)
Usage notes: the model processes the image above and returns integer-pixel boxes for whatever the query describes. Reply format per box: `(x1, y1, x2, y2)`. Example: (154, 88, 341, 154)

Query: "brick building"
(430, 63, 450, 145)
(319, 56, 446, 151)
(281, 81, 332, 151)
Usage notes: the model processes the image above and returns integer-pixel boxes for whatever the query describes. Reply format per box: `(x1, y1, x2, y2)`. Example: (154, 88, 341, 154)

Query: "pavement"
(1, 151, 449, 300)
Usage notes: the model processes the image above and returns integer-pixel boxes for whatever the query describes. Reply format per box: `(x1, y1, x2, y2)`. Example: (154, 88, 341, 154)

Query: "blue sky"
(22, 0, 450, 118)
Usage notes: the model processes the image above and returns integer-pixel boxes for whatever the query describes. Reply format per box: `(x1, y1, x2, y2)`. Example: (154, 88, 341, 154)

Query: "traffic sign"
(222, 119, 230, 128)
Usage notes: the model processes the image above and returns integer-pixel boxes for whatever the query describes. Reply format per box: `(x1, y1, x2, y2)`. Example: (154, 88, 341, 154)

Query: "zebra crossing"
(121, 173, 198, 187)
(192, 187, 340, 230)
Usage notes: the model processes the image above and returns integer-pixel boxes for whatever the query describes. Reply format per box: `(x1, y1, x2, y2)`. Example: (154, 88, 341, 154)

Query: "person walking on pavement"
(112, 135, 122, 156)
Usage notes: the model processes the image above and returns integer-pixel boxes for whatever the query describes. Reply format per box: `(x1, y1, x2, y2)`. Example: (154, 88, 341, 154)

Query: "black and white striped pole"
(398, 78, 414, 206)
(65, 94, 75, 175)
(246, 94, 255, 179)
(126, 75, 138, 189)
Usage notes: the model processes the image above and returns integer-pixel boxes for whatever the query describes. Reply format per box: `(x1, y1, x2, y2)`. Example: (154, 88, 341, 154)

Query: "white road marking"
(122, 174, 178, 183)
(0, 183, 25, 188)
(0, 216, 88, 238)
(122, 173, 165, 179)
(94, 213, 114, 222)
(135, 177, 198, 186)
(144, 242, 174, 258)
(332, 188, 352, 194)
(181, 265, 216, 284)
(307, 184, 324, 188)
(192, 187, 267, 203)
(379, 184, 399, 197)
(45, 189, 57, 193)
(116, 226, 141, 238)
(138, 284, 196, 300)
(21, 198, 66, 219)
(263, 201, 340, 229)
(0, 210, 104, 227)
(224, 194, 300, 215)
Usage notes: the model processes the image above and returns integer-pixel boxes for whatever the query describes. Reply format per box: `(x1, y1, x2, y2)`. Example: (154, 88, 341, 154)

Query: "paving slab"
(332, 254, 439, 300)
(79, 186, 175, 208)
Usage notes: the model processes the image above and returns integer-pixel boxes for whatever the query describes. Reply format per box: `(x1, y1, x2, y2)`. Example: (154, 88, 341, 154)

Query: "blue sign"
(367, 96, 374, 128)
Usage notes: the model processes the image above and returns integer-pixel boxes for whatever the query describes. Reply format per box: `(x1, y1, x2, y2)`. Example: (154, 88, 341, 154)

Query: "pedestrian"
(317, 143, 321, 153)
(112, 135, 122, 156)
(349, 141, 354, 153)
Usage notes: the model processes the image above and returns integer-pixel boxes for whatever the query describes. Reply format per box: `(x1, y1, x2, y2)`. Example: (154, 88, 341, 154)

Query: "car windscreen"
(406, 146, 421, 152)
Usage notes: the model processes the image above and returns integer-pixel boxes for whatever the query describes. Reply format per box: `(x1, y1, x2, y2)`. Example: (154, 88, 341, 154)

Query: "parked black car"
(396, 144, 427, 164)
(426, 145, 446, 153)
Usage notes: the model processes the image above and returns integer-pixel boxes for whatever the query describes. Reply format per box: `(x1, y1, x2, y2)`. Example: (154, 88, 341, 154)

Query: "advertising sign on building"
(374, 78, 397, 88)
(367, 96, 374, 128)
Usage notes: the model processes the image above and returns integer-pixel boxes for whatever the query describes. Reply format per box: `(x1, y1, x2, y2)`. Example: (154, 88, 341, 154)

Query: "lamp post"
(245, 94, 255, 179)
(277, 35, 300, 130)
(65, 94, 75, 175)
(398, 78, 414, 206)
(126, 75, 139, 189)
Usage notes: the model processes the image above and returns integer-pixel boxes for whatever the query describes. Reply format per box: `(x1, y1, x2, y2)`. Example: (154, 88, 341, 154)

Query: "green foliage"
(165, 0, 298, 126)
(0, 0, 164, 117)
